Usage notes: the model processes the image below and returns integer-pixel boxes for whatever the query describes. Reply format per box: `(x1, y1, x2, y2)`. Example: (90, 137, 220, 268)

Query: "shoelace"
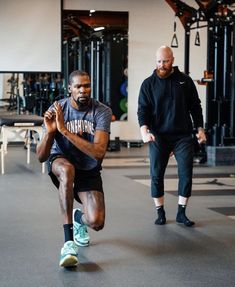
(78, 225, 88, 238)
(64, 243, 77, 254)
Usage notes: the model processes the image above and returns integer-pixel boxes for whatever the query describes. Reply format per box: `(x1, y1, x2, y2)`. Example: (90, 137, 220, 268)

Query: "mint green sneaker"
(73, 208, 90, 247)
(59, 241, 79, 267)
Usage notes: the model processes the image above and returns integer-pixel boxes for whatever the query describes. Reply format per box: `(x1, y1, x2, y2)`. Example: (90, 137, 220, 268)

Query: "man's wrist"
(60, 128, 69, 136)
(46, 130, 56, 136)
(140, 125, 149, 133)
(198, 127, 205, 132)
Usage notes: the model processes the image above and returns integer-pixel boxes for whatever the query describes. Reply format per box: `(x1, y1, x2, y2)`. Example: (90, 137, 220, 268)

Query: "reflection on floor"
(130, 174, 235, 220)
(209, 206, 235, 219)
(0, 144, 235, 287)
(105, 146, 235, 221)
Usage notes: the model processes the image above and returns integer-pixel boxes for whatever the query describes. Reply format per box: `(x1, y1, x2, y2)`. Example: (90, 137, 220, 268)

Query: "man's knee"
(57, 163, 75, 183)
(87, 214, 105, 231)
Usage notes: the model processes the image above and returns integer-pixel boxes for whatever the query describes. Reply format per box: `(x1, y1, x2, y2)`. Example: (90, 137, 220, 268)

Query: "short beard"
(72, 96, 91, 110)
(156, 68, 173, 79)
(77, 98, 90, 107)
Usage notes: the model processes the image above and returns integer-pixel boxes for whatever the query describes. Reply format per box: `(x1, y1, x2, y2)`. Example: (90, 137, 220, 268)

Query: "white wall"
(65, 0, 207, 140)
(0, 0, 61, 72)
(0, 0, 207, 140)
(0, 74, 3, 101)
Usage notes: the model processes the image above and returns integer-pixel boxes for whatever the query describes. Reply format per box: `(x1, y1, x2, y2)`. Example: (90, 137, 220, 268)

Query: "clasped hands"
(44, 101, 66, 134)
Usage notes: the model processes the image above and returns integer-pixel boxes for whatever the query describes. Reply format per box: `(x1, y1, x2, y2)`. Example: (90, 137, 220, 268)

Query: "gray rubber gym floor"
(0, 144, 235, 287)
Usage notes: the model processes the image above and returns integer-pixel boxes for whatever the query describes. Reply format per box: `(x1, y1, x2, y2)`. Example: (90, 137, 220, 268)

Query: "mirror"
(0, 10, 128, 120)
(0, 72, 65, 116)
(62, 10, 128, 121)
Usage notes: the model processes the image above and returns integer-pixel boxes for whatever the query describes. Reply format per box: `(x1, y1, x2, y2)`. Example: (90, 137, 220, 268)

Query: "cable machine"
(62, 10, 128, 121)
(166, 0, 235, 148)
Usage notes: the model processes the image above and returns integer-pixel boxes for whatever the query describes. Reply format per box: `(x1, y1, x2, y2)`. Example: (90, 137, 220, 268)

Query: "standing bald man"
(137, 46, 206, 227)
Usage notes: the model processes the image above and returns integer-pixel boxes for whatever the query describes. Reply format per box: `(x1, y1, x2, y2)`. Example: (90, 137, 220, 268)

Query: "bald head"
(156, 45, 174, 78)
(156, 45, 173, 59)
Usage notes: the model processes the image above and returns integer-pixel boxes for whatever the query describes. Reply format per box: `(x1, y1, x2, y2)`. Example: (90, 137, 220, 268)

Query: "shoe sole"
(176, 219, 195, 227)
(60, 255, 79, 267)
(74, 240, 90, 247)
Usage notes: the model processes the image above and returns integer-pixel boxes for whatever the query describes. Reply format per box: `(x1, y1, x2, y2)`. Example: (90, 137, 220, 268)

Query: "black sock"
(155, 206, 166, 225)
(74, 209, 84, 224)
(176, 204, 195, 227)
(178, 204, 185, 211)
(63, 224, 73, 242)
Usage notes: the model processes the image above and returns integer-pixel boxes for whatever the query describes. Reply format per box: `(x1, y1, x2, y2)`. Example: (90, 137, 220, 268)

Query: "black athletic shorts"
(47, 154, 103, 202)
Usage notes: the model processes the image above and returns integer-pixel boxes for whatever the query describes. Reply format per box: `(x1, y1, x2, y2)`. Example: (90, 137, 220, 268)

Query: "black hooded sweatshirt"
(137, 66, 204, 135)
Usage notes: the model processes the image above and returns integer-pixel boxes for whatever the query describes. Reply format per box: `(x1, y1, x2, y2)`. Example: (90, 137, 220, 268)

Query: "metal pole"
(63, 41, 69, 92)
(105, 41, 111, 105)
(184, 29, 190, 75)
(96, 41, 100, 101)
(213, 26, 220, 127)
(223, 25, 227, 100)
(231, 23, 235, 137)
(78, 41, 83, 70)
(90, 41, 94, 98)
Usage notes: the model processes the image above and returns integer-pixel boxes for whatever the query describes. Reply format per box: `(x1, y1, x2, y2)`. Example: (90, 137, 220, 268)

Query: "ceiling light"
(94, 26, 105, 31)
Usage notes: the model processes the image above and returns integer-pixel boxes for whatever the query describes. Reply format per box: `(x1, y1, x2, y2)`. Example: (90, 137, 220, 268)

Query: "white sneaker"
(73, 208, 90, 247)
(59, 241, 79, 267)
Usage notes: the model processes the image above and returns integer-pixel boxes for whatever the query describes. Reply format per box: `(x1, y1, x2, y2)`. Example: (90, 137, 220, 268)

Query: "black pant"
(149, 134, 194, 198)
